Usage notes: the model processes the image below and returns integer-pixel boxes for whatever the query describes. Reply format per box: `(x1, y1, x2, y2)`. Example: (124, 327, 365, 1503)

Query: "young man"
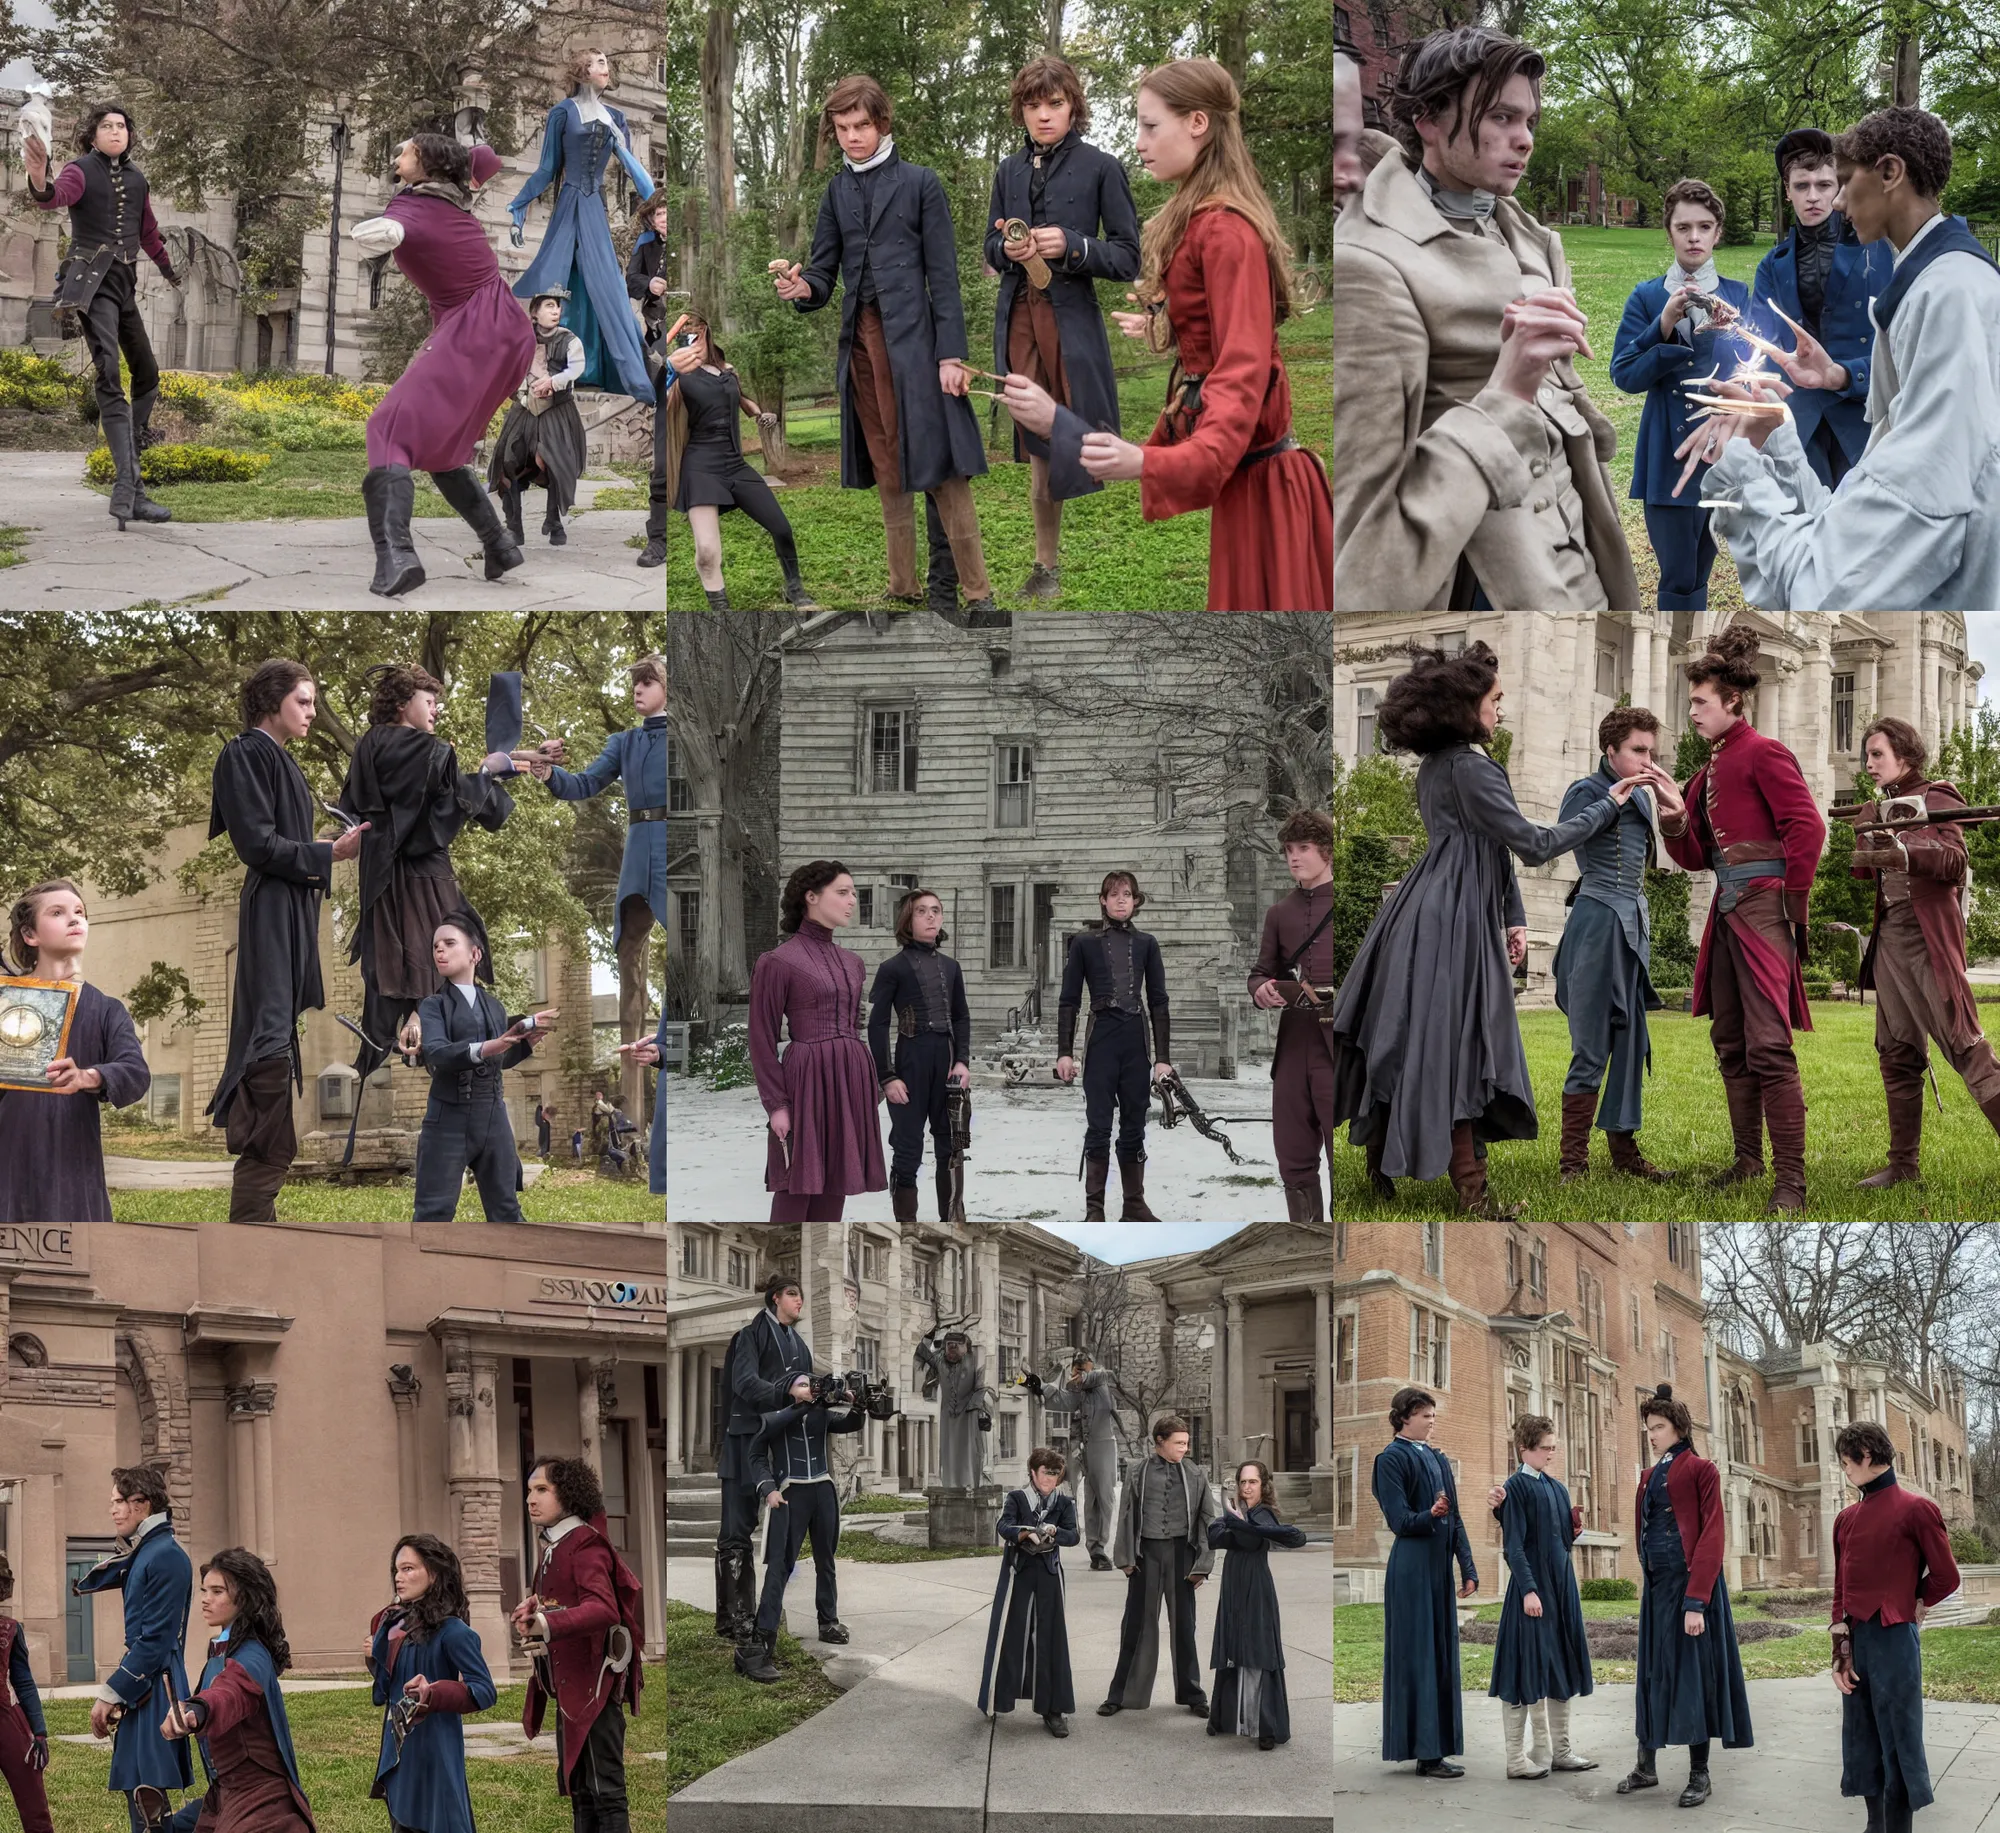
(1609, 178, 1754, 611)
(1032, 1352, 1120, 1570)
(1055, 871, 1172, 1222)
(1685, 106, 2000, 609)
(980, 1448, 1080, 1737)
(867, 889, 971, 1224)
(1248, 810, 1338, 1222)
(1099, 1415, 1215, 1720)
(1847, 716, 2000, 1185)
(1748, 128, 1892, 488)
(718, 1274, 814, 1680)
(773, 75, 996, 613)
(1648, 625, 1825, 1211)
(1334, 25, 1640, 612)
(0, 1554, 51, 1833)
(73, 1466, 193, 1833)
(1372, 1387, 1475, 1779)
(206, 660, 368, 1224)
(514, 1458, 644, 1833)
(1620, 1385, 1752, 1809)
(1552, 707, 1674, 1183)
(22, 103, 183, 531)
(413, 916, 554, 1223)
(1830, 1421, 1960, 1833)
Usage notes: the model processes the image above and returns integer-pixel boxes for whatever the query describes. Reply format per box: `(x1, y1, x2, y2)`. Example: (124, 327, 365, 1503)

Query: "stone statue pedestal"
(926, 1483, 1005, 1549)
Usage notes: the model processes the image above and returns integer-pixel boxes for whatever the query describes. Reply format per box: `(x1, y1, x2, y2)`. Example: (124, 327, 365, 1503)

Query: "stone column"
(387, 1365, 423, 1537)
(1226, 1294, 1247, 1468)
(1813, 1372, 1840, 1587)
(665, 1348, 684, 1470)
(444, 1337, 512, 1682)
(224, 1383, 264, 1556)
(577, 1356, 617, 1475)
(1313, 1284, 1334, 1467)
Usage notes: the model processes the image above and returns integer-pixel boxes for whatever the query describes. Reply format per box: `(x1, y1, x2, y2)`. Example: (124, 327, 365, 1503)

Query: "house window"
(1528, 1236, 1547, 1301)
(1410, 1306, 1449, 1388)
(682, 1235, 702, 1276)
(996, 744, 1034, 827)
(1596, 643, 1617, 699)
(1337, 1448, 1356, 1526)
(668, 733, 692, 811)
(1001, 1296, 1023, 1336)
(1355, 685, 1381, 756)
(1667, 1221, 1694, 1270)
(1336, 1313, 1355, 1383)
(1423, 1220, 1443, 1278)
(148, 1073, 182, 1127)
(676, 890, 700, 959)
(1832, 673, 1855, 753)
(1656, 1329, 1677, 1381)
(1798, 1419, 1819, 1465)
(601, 1420, 631, 1551)
(909, 1256, 936, 1301)
(862, 1240, 884, 1281)
(728, 1247, 751, 1287)
(868, 708, 917, 793)
(854, 1335, 880, 1376)
(990, 885, 1018, 967)
(1801, 1511, 1817, 1559)
(999, 1412, 1018, 1460)
(1630, 1292, 1642, 1351)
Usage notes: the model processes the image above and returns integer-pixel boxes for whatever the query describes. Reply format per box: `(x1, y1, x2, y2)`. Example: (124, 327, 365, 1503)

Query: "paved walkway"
(1333, 1680, 2000, 1830)
(0, 453, 662, 610)
(667, 1548, 1333, 1832)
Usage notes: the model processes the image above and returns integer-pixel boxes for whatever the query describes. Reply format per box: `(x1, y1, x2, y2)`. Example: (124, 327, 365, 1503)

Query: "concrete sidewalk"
(1333, 1680, 2000, 1831)
(667, 1546, 1333, 1832)
(0, 453, 662, 610)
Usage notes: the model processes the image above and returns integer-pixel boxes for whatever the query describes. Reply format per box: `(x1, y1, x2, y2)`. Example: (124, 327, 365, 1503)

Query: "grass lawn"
(108, 1166, 660, 1225)
(40, 1681, 666, 1832)
(665, 1598, 843, 1796)
(1333, 998, 2000, 1220)
(1333, 1602, 2000, 1703)
(666, 315, 1329, 611)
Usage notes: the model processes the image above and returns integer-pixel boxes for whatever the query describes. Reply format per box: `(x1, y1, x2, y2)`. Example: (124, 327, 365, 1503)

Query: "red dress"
(1138, 206, 1332, 611)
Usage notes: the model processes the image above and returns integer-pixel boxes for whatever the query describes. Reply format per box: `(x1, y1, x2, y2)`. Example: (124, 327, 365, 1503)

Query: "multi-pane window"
(854, 1335, 880, 1376)
(1596, 643, 1617, 699)
(996, 745, 1033, 827)
(1423, 1220, 1443, 1278)
(990, 885, 1018, 967)
(1410, 1306, 1449, 1387)
(1667, 1221, 1694, 1270)
(856, 886, 876, 928)
(862, 1239, 884, 1281)
(1799, 1419, 1819, 1465)
(668, 733, 692, 810)
(1337, 1449, 1355, 1527)
(909, 1256, 936, 1301)
(1336, 1313, 1355, 1383)
(1356, 685, 1379, 756)
(999, 1411, 1018, 1460)
(676, 889, 700, 959)
(728, 1247, 751, 1287)
(1832, 673, 1855, 753)
(1528, 1236, 1547, 1300)
(682, 1236, 701, 1276)
(869, 708, 917, 793)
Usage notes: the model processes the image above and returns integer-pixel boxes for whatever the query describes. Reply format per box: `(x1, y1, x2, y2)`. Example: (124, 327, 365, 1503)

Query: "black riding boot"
(362, 465, 425, 597)
(429, 464, 523, 580)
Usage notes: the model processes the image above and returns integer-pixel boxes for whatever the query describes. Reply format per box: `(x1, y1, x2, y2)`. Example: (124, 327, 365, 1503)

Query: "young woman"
(979, 1447, 1080, 1737)
(1329, 642, 1638, 1217)
(629, 194, 674, 569)
(22, 103, 182, 531)
(664, 315, 820, 609)
(489, 287, 588, 547)
(1620, 1384, 1753, 1808)
(1205, 1460, 1308, 1750)
(0, 1553, 52, 1833)
(982, 56, 1140, 601)
(159, 1548, 313, 1831)
(1373, 1387, 1476, 1779)
(0, 879, 149, 1223)
(508, 47, 657, 400)
(747, 861, 887, 1222)
(367, 1535, 497, 1833)
(1485, 1416, 1597, 1779)
(1002, 58, 1331, 610)
(352, 136, 533, 595)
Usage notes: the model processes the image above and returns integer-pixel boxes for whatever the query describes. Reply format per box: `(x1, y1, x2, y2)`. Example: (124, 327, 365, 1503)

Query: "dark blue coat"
(794, 152, 989, 492)
(74, 1521, 193, 1792)
(1610, 275, 1755, 504)
(719, 1307, 814, 1487)
(649, 1004, 665, 1197)
(1489, 1465, 1593, 1705)
(546, 716, 666, 949)
(982, 132, 1139, 462)
(1373, 1434, 1475, 1762)
(1749, 217, 1891, 473)
(371, 1615, 497, 1833)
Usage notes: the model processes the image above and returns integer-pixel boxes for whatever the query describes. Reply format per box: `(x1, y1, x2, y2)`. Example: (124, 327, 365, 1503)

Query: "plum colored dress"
(748, 921, 887, 1197)
(366, 188, 536, 472)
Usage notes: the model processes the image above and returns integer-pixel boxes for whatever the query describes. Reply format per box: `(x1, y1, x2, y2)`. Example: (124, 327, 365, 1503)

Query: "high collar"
(1520, 1461, 1547, 1480)
(1861, 1468, 1898, 1495)
(540, 1512, 584, 1545)
(1797, 215, 1838, 245)
(1657, 1437, 1692, 1464)
(1414, 158, 1496, 220)
(1885, 768, 1924, 797)
(1024, 124, 1080, 160)
(845, 135, 896, 175)
(800, 919, 836, 942)
(642, 712, 666, 729)
(1103, 916, 1134, 933)
(903, 938, 938, 954)
(89, 147, 129, 174)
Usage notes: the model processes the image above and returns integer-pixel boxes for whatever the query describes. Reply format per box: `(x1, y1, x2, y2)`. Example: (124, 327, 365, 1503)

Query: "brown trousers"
(849, 303, 991, 598)
(1706, 891, 1802, 1085)
(1872, 904, 2000, 1101)
(225, 1056, 296, 1223)
(1273, 1022, 1336, 1190)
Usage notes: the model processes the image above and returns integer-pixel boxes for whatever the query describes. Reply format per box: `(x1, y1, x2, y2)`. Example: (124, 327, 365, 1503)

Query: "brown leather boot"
(1285, 1181, 1325, 1222)
(1762, 1072, 1808, 1213)
(892, 1183, 919, 1223)
(1083, 1156, 1109, 1222)
(1117, 1153, 1161, 1221)
(1559, 1090, 1596, 1182)
(1708, 1073, 1766, 1187)
(1858, 1073, 1924, 1188)
(1363, 1130, 1394, 1201)
(1607, 1131, 1676, 1181)
(1449, 1122, 1521, 1219)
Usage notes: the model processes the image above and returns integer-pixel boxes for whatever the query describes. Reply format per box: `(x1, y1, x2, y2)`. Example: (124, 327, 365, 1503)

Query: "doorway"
(1281, 1389, 1313, 1472)
(65, 1540, 116, 1681)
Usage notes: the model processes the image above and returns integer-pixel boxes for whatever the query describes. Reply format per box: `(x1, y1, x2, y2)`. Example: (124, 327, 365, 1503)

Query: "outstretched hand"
(1671, 379, 1791, 498)
(330, 820, 371, 862)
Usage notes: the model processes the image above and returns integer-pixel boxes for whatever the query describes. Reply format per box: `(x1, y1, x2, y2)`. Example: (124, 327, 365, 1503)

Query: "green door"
(65, 1541, 115, 1683)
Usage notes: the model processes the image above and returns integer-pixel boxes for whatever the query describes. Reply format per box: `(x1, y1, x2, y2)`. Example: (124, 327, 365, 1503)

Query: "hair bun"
(1465, 639, 1499, 667)
(1707, 625, 1760, 666)
(1653, 1383, 1674, 1400)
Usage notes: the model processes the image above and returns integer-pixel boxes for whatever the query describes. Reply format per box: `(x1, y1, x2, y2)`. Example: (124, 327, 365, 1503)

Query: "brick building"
(1331, 1221, 1974, 1601)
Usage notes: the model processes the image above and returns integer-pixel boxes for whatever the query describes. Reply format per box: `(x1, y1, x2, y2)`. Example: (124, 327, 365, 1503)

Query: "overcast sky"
(1035, 1223, 1251, 1260)
(1962, 614, 2000, 699)
(1, 0, 51, 87)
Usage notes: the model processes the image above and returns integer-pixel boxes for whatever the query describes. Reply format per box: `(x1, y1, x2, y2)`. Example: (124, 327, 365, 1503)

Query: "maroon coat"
(188, 1658, 314, 1833)
(748, 921, 888, 1197)
(522, 1521, 631, 1791)
(1848, 774, 1980, 1036)
(1248, 879, 1336, 1065)
(1630, 1446, 1725, 1607)
(1658, 720, 1826, 1027)
(1831, 1474, 1960, 1627)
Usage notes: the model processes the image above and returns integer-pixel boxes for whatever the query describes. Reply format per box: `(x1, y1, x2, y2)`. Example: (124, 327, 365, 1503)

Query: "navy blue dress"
(1206, 1504, 1308, 1742)
(1489, 1465, 1593, 1706)
(1635, 1445, 1753, 1751)
(370, 1615, 497, 1833)
(1373, 1435, 1476, 1761)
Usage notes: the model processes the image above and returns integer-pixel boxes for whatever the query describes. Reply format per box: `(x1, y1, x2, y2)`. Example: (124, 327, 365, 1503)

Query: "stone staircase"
(1921, 1591, 1994, 1629)
(667, 1471, 720, 1558)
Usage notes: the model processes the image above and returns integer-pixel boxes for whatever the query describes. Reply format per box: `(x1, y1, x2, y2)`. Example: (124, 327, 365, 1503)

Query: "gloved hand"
(1831, 1625, 1856, 1694)
(510, 221, 525, 248)
(27, 1733, 47, 1769)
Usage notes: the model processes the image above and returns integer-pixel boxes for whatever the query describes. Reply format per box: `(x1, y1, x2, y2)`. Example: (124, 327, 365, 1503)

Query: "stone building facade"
(1330, 1220, 1974, 1603)
(1332, 611, 1985, 975)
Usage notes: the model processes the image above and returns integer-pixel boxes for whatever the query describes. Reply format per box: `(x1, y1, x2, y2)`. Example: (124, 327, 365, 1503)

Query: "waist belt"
(75, 243, 139, 264)
(1713, 856, 1785, 914)
(897, 1009, 951, 1038)
(631, 806, 666, 823)
(1244, 431, 1299, 465)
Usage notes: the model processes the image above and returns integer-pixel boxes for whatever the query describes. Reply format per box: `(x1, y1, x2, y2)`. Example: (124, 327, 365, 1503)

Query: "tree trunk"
(1215, 1, 1250, 88)
(1893, 32, 1920, 107)
(700, 4, 739, 323)
(1044, 0, 1062, 53)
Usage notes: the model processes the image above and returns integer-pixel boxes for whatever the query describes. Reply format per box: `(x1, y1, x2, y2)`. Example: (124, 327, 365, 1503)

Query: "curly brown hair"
(1010, 56, 1089, 134)
(1833, 1421, 1897, 1470)
(239, 658, 314, 731)
(1663, 176, 1725, 230)
(1375, 641, 1501, 754)
(1836, 105, 1953, 199)
(366, 663, 445, 727)
(1598, 707, 1662, 756)
(202, 1548, 292, 1674)
(1276, 808, 1336, 860)
(1685, 624, 1761, 714)
(1862, 715, 1926, 773)
(779, 860, 852, 934)
(1514, 1412, 1557, 1453)
(1389, 26, 1544, 164)
(1639, 1383, 1694, 1442)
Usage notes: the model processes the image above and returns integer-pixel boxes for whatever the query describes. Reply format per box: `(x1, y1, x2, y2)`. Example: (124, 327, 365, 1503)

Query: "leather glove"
(27, 1734, 47, 1770)
(1831, 1626, 1855, 1688)
(1783, 890, 1811, 927)
(1570, 1504, 1584, 1536)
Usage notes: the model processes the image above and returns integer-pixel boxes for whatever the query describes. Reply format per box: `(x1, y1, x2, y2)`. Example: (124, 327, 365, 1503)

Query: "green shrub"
(1802, 970, 1833, 999)
(0, 347, 87, 411)
(154, 372, 221, 425)
(84, 443, 272, 486)
(1949, 1526, 1994, 1564)
(690, 1029, 752, 1092)
(1580, 1577, 1637, 1600)
(1644, 866, 1699, 987)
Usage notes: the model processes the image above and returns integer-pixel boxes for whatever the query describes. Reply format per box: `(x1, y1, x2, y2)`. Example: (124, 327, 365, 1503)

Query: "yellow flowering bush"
(85, 444, 272, 486)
